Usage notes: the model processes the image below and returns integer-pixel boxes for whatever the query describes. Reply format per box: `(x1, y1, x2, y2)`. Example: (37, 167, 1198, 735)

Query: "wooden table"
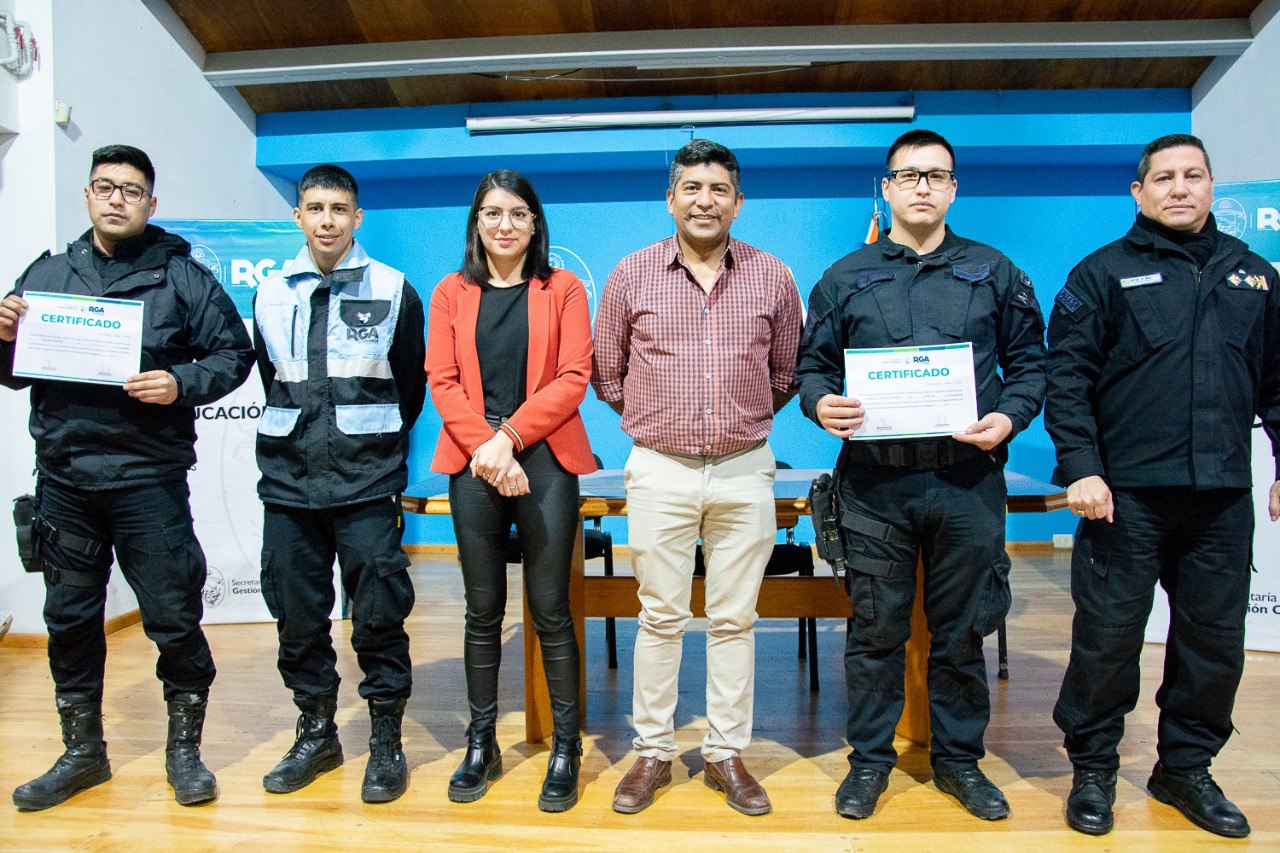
(403, 468, 1066, 745)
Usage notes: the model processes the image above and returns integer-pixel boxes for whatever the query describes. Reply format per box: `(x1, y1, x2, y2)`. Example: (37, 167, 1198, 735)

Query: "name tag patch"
(1119, 273, 1163, 289)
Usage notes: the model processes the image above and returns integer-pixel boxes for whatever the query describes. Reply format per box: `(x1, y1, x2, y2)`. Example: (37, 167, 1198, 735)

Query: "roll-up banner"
(156, 219, 344, 625)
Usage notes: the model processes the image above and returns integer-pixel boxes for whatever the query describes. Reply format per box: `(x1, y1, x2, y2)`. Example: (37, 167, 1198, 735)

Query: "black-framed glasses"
(478, 206, 535, 230)
(89, 178, 150, 204)
(885, 169, 956, 190)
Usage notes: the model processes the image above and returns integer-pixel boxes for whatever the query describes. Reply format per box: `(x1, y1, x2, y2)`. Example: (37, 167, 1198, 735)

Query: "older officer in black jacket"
(0, 145, 254, 811)
(797, 129, 1046, 822)
(1046, 133, 1280, 839)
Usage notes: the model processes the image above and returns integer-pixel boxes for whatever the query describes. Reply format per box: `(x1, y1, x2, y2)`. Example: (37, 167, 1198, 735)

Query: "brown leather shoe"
(704, 756, 772, 816)
(612, 756, 672, 814)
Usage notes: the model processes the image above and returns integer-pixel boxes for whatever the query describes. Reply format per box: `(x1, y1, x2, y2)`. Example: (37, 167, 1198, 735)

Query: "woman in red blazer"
(426, 169, 594, 812)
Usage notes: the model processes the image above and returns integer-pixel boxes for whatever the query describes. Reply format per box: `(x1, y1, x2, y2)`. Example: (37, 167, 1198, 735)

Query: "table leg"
(895, 560, 932, 746)
(524, 522, 586, 744)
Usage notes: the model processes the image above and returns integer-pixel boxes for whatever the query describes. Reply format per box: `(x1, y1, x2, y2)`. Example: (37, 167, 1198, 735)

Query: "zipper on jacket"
(291, 305, 298, 358)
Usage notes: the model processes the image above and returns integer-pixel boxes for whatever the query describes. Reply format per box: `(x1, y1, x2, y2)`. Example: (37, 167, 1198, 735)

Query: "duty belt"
(844, 439, 984, 470)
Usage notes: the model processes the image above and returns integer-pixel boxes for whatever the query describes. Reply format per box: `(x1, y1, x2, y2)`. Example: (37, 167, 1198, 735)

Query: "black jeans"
(837, 456, 1009, 771)
(38, 477, 215, 702)
(261, 494, 414, 703)
(1055, 487, 1252, 772)
(448, 441, 581, 738)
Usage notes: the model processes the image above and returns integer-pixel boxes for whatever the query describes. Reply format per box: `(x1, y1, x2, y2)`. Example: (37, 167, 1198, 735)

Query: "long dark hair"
(461, 169, 552, 286)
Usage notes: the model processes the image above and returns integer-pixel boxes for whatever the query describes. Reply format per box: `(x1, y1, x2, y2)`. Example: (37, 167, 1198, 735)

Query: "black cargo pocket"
(1114, 290, 1172, 367)
(844, 554, 898, 627)
(973, 551, 1012, 638)
(354, 552, 415, 630)
(260, 550, 282, 618)
(1220, 286, 1265, 350)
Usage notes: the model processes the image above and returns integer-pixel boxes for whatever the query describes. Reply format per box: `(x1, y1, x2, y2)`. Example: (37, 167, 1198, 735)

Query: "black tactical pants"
(261, 494, 414, 703)
(448, 441, 581, 739)
(837, 455, 1009, 771)
(1055, 487, 1252, 772)
(38, 477, 215, 702)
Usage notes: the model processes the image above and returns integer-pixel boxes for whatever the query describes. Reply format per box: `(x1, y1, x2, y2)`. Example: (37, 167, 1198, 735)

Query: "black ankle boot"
(12, 694, 112, 811)
(1065, 767, 1116, 835)
(538, 735, 582, 812)
(362, 698, 409, 803)
(448, 726, 501, 803)
(165, 692, 218, 806)
(263, 696, 343, 794)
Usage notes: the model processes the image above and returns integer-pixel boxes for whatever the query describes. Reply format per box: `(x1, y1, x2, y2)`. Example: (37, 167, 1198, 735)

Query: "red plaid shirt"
(592, 236, 803, 456)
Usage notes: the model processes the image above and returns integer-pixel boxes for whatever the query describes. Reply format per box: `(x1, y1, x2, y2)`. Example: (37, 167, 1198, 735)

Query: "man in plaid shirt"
(592, 139, 803, 817)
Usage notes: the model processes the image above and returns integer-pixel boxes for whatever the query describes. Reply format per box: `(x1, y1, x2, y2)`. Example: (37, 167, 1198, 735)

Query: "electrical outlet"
(1053, 533, 1074, 549)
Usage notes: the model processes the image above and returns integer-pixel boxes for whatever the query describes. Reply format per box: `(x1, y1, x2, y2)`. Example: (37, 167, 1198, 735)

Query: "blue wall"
(256, 89, 1192, 544)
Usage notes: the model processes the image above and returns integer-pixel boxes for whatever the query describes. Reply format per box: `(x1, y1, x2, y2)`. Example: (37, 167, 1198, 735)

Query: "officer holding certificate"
(795, 129, 1046, 821)
(0, 145, 254, 810)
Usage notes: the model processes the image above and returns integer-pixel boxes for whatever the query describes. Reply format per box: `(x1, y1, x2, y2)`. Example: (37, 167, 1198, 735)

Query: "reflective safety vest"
(253, 241, 410, 508)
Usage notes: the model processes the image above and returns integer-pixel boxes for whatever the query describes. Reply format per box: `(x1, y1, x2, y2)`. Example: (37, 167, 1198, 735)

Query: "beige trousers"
(624, 442, 776, 763)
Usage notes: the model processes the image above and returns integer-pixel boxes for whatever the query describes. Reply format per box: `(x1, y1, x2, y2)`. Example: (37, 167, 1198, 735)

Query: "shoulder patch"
(1014, 279, 1036, 307)
(952, 263, 990, 283)
(1054, 287, 1084, 314)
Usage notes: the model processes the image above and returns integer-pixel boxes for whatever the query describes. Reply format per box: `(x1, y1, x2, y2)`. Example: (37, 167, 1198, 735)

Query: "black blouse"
(476, 280, 529, 420)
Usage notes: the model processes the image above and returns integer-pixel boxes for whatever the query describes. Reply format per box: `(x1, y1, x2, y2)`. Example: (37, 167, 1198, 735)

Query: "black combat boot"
(263, 696, 343, 794)
(165, 692, 218, 805)
(362, 698, 409, 803)
(537, 734, 582, 812)
(448, 725, 502, 803)
(12, 694, 112, 811)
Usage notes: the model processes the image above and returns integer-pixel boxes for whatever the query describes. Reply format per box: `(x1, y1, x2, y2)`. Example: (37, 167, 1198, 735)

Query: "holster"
(13, 494, 40, 573)
(808, 472, 847, 581)
(13, 489, 108, 585)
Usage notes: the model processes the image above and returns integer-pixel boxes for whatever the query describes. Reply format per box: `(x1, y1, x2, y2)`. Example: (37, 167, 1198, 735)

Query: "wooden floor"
(2, 550, 1278, 851)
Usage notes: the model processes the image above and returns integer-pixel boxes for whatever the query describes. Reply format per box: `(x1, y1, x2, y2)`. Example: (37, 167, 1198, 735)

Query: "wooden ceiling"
(165, 1, 1259, 113)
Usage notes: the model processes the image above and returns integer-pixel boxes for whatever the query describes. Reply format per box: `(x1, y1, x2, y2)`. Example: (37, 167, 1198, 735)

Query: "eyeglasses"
(885, 169, 956, 190)
(89, 178, 151, 204)
(478, 206, 535, 230)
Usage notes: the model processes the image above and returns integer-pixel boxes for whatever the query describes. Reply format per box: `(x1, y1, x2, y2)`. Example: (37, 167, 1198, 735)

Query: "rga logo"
(190, 244, 280, 290)
(87, 305, 104, 314)
(230, 259, 279, 288)
(549, 246, 597, 318)
(912, 355, 931, 364)
(348, 327, 379, 342)
(202, 565, 227, 608)
(1212, 198, 1247, 238)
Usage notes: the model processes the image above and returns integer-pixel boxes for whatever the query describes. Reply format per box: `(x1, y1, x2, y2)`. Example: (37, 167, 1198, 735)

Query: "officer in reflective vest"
(252, 164, 425, 804)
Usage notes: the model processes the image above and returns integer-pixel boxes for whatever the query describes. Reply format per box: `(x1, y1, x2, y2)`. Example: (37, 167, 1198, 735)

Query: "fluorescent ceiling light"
(466, 105, 915, 134)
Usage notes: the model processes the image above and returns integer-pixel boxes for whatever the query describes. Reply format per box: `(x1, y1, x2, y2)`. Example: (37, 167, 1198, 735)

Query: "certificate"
(12, 291, 145, 385)
(844, 343, 978, 440)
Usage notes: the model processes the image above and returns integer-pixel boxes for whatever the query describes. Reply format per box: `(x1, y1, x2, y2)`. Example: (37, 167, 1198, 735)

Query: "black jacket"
(796, 229, 1047, 459)
(0, 226, 254, 489)
(1045, 216, 1280, 489)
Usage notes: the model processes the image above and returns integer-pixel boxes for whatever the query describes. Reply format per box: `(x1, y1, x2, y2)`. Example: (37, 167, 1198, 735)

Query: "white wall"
(0, 0, 289, 636)
(51, 0, 288, 242)
(1193, 1, 1280, 182)
(0, 0, 55, 636)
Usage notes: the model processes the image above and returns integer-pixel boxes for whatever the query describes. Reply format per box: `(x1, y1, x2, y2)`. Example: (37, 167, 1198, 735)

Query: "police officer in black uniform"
(1046, 134, 1280, 839)
(1, 145, 254, 810)
(252, 165, 426, 804)
(796, 129, 1046, 821)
